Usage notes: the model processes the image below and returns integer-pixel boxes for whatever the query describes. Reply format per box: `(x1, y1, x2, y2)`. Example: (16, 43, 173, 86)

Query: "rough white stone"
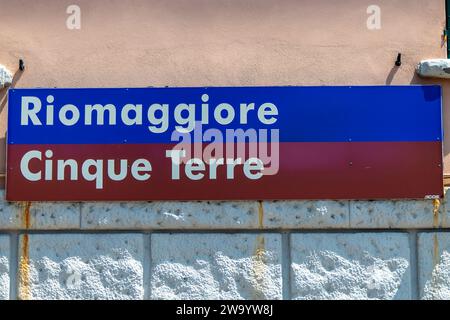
(263, 200, 349, 228)
(416, 59, 450, 79)
(0, 65, 12, 88)
(442, 188, 450, 228)
(418, 232, 450, 299)
(290, 233, 411, 300)
(81, 201, 259, 229)
(0, 235, 9, 300)
(0, 191, 80, 230)
(350, 199, 440, 229)
(151, 234, 282, 299)
(27, 202, 80, 229)
(19, 234, 144, 300)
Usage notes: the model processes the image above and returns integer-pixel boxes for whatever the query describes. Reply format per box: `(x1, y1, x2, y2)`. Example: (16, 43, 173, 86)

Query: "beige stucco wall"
(2, 1, 450, 301)
(0, 0, 448, 173)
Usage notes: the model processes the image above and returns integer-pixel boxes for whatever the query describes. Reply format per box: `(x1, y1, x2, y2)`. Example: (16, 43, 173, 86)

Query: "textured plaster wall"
(0, 0, 450, 300)
(0, 0, 449, 171)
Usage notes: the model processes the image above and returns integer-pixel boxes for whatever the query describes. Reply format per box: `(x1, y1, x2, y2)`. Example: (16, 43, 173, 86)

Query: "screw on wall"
(395, 53, 402, 67)
(19, 59, 25, 71)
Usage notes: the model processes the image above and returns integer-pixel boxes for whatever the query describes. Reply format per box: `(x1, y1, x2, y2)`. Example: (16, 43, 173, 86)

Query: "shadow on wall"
(441, 82, 450, 165)
(385, 66, 400, 85)
(384, 67, 449, 172)
(0, 67, 449, 178)
(0, 68, 23, 113)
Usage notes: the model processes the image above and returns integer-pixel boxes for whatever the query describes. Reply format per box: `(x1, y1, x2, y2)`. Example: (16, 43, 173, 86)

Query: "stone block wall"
(0, 189, 450, 300)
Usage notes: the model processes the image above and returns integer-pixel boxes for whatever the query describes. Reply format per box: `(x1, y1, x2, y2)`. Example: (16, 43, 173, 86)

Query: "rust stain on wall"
(432, 199, 440, 268)
(19, 234, 31, 300)
(22, 201, 31, 229)
(253, 202, 268, 298)
(18, 201, 32, 300)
